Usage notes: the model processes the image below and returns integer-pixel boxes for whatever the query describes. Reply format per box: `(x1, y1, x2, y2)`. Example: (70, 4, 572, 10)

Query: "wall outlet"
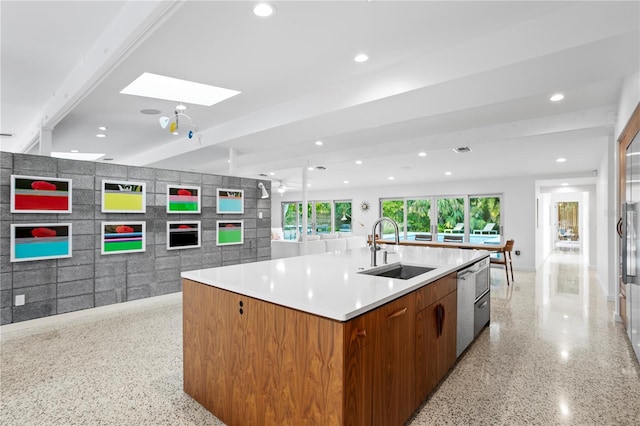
(258, 211, 263, 219)
(15, 294, 25, 306)
(515, 250, 521, 256)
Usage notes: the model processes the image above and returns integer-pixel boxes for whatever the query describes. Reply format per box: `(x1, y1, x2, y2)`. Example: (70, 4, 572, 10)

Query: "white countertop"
(181, 245, 489, 321)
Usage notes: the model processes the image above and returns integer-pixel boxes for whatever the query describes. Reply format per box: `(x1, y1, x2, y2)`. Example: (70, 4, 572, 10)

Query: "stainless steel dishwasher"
(456, 256, 490, 357)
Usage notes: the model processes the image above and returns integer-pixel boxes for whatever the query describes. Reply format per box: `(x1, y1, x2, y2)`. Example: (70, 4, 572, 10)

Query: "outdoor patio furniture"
(473, 223, 497, 234)
(414, 233, 432, 241)
(444, 223, 464, 233)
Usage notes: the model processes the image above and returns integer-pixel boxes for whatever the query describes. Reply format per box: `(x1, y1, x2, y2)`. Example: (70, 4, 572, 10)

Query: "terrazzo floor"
(1, 251, 639, 425)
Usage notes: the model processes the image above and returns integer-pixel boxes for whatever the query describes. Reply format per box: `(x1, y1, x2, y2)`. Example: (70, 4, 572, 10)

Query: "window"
(407, 199, 431, 238)
(379, 194, 502, 243)
(335, 201, 352, 233)
(469, 196, 501, 241)
(436, 197, 465, 241)
(381, 199, 405, 239)
(281, 200, 353, 238)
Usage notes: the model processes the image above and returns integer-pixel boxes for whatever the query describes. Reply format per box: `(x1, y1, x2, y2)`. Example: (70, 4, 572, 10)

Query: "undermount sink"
(359, 263, 436, 280)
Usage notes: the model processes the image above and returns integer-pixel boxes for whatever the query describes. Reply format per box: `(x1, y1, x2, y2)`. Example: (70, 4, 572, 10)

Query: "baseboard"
(0, 292, 182, 337)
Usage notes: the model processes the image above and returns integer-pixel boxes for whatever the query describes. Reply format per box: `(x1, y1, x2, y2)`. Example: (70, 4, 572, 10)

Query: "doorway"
(535, 187, 593, 268)
(555, 201, 580, 251)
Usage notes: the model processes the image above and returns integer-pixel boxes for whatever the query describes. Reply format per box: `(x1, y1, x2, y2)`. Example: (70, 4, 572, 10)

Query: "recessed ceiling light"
(121, 72, 241, 106)
(308, 166, 314, 171)
(354, 54, 369, 63)
(388, 176, 394, 180)
(175, 103, 187, 111)
(561, 183, 569, 186)
(96, 133, 106, 138)
(70, 149, 79, 153)
(315, 140, 323, 146)
(445, 171, 452, 176)
(269, 172, 275, 175)
(550, 93, 564, 102)
(98, 126, 107, 131)
(355, 160, 363, 165)
(253, 3, 275, 17)
(418, 152, 427, 157)
(344, 180, 349, 184)
(307, 183, 311, 187)
(556, 158, 567, 163)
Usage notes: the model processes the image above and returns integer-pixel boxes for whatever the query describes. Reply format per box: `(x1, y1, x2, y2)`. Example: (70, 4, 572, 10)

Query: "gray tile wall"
(0, 153, 272, 324)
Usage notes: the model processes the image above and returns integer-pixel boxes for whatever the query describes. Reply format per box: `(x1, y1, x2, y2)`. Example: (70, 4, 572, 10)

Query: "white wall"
(597, 135, 614, 299)
(272, 176, 537, 271)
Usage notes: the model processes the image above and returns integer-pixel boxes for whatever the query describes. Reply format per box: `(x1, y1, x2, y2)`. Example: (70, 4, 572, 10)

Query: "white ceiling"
(2, 1, 639, 192)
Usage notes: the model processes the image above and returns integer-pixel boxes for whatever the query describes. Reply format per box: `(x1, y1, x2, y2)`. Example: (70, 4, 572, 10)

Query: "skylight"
(52, 152, 106, 161)
(120, 72, 241, 106)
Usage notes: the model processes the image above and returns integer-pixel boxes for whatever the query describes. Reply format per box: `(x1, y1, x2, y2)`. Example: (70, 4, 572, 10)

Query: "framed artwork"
(101, 221, 146, 255)
(216, 220, 244, 246)
(167, 185, 201, 213)
(101, 179, 146, 213)
(10, 223, 72, 262)
(216, 188, 244, 214)
(167, 221, 201, 250)
(11, 175, 72, 213)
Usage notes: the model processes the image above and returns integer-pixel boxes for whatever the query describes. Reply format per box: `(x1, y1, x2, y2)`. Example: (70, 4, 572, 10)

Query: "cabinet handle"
(356, 329, 367, 337)
(435, 304, 445, 337)
(478, 301, 488, 309)
(386, 307, 407, 319)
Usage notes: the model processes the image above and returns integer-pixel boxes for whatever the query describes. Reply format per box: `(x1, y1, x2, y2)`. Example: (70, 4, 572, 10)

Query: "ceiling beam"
(6, 0, 184, 154)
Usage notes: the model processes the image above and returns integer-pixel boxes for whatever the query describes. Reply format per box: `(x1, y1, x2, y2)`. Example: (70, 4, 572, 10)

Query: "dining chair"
(491, 239, 514, 285)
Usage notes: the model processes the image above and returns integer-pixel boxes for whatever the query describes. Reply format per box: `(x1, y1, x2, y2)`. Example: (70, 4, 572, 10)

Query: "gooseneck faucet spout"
(370, 217, 400, 267)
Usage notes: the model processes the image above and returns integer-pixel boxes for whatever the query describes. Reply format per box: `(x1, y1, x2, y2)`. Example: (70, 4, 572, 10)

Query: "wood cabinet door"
(438, 290, 458, 378)
(183, 279, 245, 424)
(344, 345, 374, 426)
(372, 292, 415, 426)
(415, 289, 457, 405)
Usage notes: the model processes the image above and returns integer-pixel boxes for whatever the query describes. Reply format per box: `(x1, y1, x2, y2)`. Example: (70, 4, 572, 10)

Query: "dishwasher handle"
(458, 269, 476, 279)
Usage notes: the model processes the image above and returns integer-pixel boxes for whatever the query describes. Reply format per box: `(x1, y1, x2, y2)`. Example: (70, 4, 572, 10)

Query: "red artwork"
(177, 189, 192, 196)
(31, 227, 57, 238)
(13, 176, 71, 212)
(115, 225, 135, 234)
(178, 225, 192, 229)
(31, 181, 57, 191)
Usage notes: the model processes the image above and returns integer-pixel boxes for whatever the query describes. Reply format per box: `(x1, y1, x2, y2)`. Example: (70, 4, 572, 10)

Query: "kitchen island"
(182, 245, 489, 425)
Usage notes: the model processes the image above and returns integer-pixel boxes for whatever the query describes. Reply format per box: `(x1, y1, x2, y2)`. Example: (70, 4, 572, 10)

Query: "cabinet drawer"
(344, 309, 376, 356)
(415, 272, 457, 312)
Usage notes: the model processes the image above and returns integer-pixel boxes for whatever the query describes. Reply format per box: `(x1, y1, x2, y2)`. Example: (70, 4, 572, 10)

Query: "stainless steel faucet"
(371, 217, 400, 267)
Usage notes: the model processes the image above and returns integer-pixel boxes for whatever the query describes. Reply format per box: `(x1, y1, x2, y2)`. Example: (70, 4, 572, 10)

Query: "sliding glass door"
(469, 195, 501, 243)
(379, 194, 502, 243)
(436, 197, 465, 242)
(407, 199, 432, 240)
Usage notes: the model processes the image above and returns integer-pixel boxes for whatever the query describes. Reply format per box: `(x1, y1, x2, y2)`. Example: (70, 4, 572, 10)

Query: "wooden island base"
(183, 272, 457, 425)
